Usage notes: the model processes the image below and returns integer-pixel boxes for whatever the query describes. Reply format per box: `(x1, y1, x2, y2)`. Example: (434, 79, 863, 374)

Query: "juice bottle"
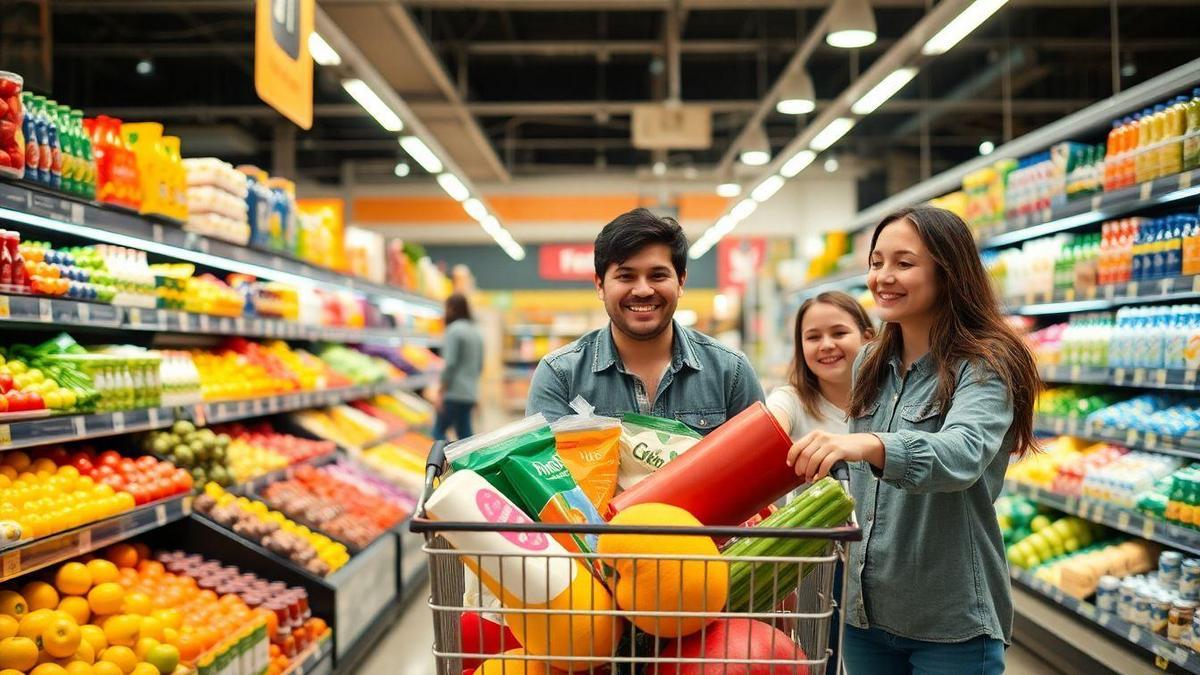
(1098, 221, 1113, 284)
(1185, 89, 1200, 172)
(1162, 96, 1188, 178)
(1149, 104, 1168, 181)
(1183, 215, 1200, 277)
(1151, 218, 1167, 280)
(1132, 219, 1149, 281)
(1136, 108, 1153, 184)
(72, 110, 95, 199)
(1121, 114, 1139, 188)
(1165, 214, 1183, 279)
(54, 104, 76, 196)
(1105, 120, 1121, 191)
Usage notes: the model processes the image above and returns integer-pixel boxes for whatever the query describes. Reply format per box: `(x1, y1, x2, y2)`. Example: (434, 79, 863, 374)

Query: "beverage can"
(1161, 551, 1184, 584)
(1152, 592, 1173, 633)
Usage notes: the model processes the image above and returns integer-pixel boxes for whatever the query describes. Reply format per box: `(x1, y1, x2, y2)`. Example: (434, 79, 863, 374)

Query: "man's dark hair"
(444, 293, 472, 324)
(593, 208, 689, 281)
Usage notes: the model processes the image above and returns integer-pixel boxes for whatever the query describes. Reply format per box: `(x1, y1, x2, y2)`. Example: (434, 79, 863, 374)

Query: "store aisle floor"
(356, 581, 1060, 674)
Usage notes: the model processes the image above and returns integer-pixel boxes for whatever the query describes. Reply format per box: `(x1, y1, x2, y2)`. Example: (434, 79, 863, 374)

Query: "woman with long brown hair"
(786, 206, 1040, 673)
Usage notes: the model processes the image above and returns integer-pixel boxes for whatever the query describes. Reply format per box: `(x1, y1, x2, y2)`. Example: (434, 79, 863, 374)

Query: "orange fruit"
(0, 636, 39, 671)
(85, 561, 119, 586)
(74, 636, 95, 664)
(98, 646, 136, 675)
(41, 616, 82, 658)
(134, 562, 162, 579)
(120, 593, 150, 618)
(101, 615, 139, 649)
(173, 634, 201, 663)
(130, 544, 150, 566)
(0, 592, 25, 618)
(56, 563, 94, 596)
(21, 581, 60, 612)
(3, 452, 31, 471)
(129, 664, 157, 675)
(92, 662, 123, 675)
(79, 625, 107, 652)
(143, 643, 178, 675)
(29, 663, 68, 675)
(0, 616, 16, 640)
(87, 584, 124, 617)
(134, 636, 158, 661)
(65, 663, 94, 675)
(103, 545, 138, 570)
(135, 617, 162, 642)
(0, 669, 20, 675)
(160, 628, 178, 647)
(17, 608, 57, 639)
(57, 596, 90, 626)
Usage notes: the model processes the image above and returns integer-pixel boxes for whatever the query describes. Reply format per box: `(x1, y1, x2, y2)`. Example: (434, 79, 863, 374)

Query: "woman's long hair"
(788, 292, 874, 421)
(445, 293, 472, 324)
(847, 206, 1041, 456)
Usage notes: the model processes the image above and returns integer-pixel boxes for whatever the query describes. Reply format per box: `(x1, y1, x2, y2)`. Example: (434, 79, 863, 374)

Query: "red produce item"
(654, 618, 809, 674)
(609, 402, 796, 527)
(459, 611, 520, 670)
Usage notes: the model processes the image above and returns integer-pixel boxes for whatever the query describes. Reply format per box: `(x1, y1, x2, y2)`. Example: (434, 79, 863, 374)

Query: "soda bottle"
(1183, 214, 1200, 277)
(73, 111, 96, 199)
(19, 93, 38, 184)
(1120, 115, 1138, 188)
(1105, 120, 1121, 191)
(1166, 215, 1183, 279)
(1163, 96, 1188, 178)
(1185, 88, 1200, 172)
(1132, 219, 1149, 281)
(53, 104, 75, 196)
(1149, 104, 1168, 181)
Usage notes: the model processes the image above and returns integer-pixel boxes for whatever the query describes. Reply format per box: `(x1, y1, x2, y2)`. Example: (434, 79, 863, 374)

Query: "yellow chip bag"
(551, 397, 621, 513)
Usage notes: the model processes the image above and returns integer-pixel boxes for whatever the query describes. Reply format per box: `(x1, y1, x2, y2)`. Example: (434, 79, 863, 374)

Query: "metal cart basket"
(411, 441, 862, 674)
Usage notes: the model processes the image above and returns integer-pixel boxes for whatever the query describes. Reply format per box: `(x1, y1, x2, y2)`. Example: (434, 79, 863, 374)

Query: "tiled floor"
(355, 581, 1061, 674)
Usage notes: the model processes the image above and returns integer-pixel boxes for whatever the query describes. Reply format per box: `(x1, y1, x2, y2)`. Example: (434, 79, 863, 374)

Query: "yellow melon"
(597, 503, 727, 638)
(474, 648, 551, 675)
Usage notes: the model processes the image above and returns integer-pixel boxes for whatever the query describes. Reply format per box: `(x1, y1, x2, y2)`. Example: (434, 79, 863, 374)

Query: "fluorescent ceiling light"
(716, 182, 741, 198)
(463, 198, 488, 221)
(308, 32, 342, 66)
(826, 0, 877, 49)
(503, 243, 526, 261)
(393, 162, 410, 178)
(979, 140, 996, 155)
(731, 199, 758, 221)
(776, 69, 816, 115)
(480, 215, 503, 236)
(399, 136, 443, 174)
(739, 124, 771, 166)
(824, 156, 840, 173)
(851, 67, 918, 115)
(922, 0, 1009, 55)
(810, 117, 856, 152)
(341, 79, 403, 132)
(436, 173, 470, 202)
(780, 150, 817, 178)
(750, 175, 786, 203)
(714, 216, 737, 237)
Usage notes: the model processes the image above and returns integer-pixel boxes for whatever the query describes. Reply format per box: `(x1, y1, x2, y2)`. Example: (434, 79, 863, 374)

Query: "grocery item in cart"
(611, 402, 797, 527)
(551, 396, 621, 513)
(617, 412, 701, 489)
(447, 414, 605, 556)
(425, 469, 620, 670)
(656, 618, 810, 674)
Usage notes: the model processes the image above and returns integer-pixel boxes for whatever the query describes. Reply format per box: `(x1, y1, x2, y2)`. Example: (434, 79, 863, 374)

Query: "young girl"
(787, 206, 1039, 674)
(768, 291, 874, 441)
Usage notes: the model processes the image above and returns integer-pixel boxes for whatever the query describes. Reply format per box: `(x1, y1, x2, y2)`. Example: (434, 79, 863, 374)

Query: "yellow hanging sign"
(255, 0, 314, 130)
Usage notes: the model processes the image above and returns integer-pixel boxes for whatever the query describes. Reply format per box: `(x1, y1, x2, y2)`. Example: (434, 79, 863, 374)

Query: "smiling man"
(526, 208, 764, 434)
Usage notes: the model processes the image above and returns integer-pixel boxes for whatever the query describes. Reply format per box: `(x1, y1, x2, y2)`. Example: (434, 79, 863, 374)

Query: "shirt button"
(893, 394, 899, 401)
(698, 419, 708, 427)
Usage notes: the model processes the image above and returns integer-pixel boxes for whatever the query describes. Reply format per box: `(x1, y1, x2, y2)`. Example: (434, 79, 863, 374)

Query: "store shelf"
(286, 633, 333, 675)
(980, 168, 1200, 250)
(0, 377, 434, 451)
(0, 293, 420, 344)
(0, 493, 191, 583)
(0, 181, 441, 313)
(1011, 567, 1200, 672)
(230, 451, 341, 497)
(1005, 480, 1200, 557)
(1038, 364, 1200, 392)
(1006, 273, 1200, 317)
(1035, 414, 1200, 461)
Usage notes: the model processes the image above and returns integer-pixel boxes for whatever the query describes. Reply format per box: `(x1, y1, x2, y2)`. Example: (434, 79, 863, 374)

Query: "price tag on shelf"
(234, 318, 246, 334)
(216, 403, 229, 420)
(2, 552, 19, 578)
(198, 315, 211, 333)
(1145, 431, 1159, 447)
(1029, 485, 1041, 501)
(37, 299, 51, 323)
(192, 404, 207, 427)
(1129, 625, 1142, 643)
(1041, 208, 1053, 223)
(155, 505, 167, 526)
(68, 203, 84, 225)
(1128, 282, 1140, 297)
(77, 528, 91, 553)
(1117, 511, 1131, 530)
(1181, 172, 1193, 190)
(1162, 278, 1175, 296)
(251, 399, 264, 415)
(77, 303, 89, 323)
(1143, 518, 1156, 539)
(1091, 194, 1103, 211)
(1126, 429, 1139, 445)
(1141, 182, 1154, 201)
(72, 417, 85, 437)
(1156, 655, 1169, 670)
(1114, 368, 1127, 383)
(112, 411, 125, 433)
(1064, 288, 1076, 302)
(128, 308, 141, 327)
(1080, 604, 1096, 620)
(1134, 369, 1147, 385)
(1076, 499, 1088, 517)
(148, 408, 159, 427)
(1099, 612, 1111, 627)
(236, 401, 248, 417)
(1092, 504, 1105, 521)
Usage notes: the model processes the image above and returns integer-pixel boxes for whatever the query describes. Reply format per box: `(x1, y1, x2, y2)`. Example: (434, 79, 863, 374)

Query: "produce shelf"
(0, 293, 425, 345)
(231, 451, 342, 497)
(0, 492, 191, 583)
(1035, 414, 1200, 461)
(286, 632, 333, 675)
(1038, 365, 1200, 392)
(0, 377, 434, 451)
(1004, 480, 1200, 558)
(1010, 567, 1200, 673)
(0, 180, 441, 313)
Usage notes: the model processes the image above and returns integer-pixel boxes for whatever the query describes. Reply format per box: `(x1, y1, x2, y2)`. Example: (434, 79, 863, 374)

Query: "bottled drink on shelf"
(1186, 88, 1200, 173)
(1162, 96, 1188, 178)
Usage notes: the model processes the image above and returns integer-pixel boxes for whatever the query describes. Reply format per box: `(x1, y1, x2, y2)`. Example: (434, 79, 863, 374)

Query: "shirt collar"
(887, 350, 934, 378)
(592, 320, 703, 374)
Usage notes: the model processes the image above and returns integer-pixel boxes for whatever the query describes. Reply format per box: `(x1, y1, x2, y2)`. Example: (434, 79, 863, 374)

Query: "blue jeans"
(433, 400, 474, 441)
(842, 625, 1004, 675)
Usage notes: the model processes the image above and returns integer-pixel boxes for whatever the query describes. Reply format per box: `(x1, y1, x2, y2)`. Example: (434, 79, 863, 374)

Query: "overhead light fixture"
(393, 162, 410, 178)
(135, 58, 154, 77)
(731, 199, 758, 221)
(851, 67, 918, 115)
(750, 175, 786, 203)
(652, 161, 667, 176)
(480, 215, 503, 236)
(436, 173, 470, 201)
(463, 198, 488, 221)
(714, 216, 737, 237)
(776, 69, 816, 115)
(399, 136, 444, 174)
(716, 182, 741, 197)
(826, 0, 877, 49)
(780, 150, 817, 178)
(810, 117, 856, 152)
(739, 124, 771, 166)
(979, 140, 996, 155)
(308, 32, 342, 66)
(341, 79, 404, 132)
(922, 0, 1009, 55)
(824, 156, 840, 173)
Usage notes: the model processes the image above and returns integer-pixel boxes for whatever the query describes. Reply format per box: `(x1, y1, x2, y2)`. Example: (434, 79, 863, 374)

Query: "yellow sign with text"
(255, 0, 314, 130)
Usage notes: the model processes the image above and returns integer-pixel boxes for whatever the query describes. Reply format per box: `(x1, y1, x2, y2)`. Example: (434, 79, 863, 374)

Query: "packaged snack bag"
(617, 413, 702, 489)
(551, 397, 621, 513)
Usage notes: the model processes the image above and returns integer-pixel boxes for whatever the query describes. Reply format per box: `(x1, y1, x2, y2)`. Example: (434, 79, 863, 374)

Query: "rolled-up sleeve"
(525, 359, 573, 421)
(875, 365, 1013, 494)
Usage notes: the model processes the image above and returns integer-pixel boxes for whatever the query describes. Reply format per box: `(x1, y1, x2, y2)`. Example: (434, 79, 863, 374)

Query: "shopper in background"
(526, 207, 764, 431)
(787, 206, 1040, 674)
(432, 293, 484, 441)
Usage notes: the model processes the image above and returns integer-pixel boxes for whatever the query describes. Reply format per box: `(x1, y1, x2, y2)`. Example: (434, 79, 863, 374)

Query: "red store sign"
(539, 244, 596, 281)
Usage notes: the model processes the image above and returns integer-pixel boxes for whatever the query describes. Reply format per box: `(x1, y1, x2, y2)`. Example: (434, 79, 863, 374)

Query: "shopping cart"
(411, 440, 861, 674)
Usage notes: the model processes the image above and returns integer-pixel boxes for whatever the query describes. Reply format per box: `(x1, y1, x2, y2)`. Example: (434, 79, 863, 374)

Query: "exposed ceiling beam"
(51, 0, 1200, 11)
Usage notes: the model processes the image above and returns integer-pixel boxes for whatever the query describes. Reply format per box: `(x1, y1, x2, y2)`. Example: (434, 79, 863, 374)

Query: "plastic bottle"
(1183, 215, 1200, 278)
(1122, 114, 1140, 188)
(19, 93, 38, 184)
(1163, 96, 1188, 178)
(1132, 220, 1149, 281)
(1136, 109, 1154, 184)
(54, 104, 75, 196)
(1185, 89, 1200, 173)
(1105, 120, 1121, 191)
(1166, 215, 1184, 279)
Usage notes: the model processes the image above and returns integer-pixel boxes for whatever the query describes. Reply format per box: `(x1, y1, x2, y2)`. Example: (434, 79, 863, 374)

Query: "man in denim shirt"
(526, 208, 764, 434)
